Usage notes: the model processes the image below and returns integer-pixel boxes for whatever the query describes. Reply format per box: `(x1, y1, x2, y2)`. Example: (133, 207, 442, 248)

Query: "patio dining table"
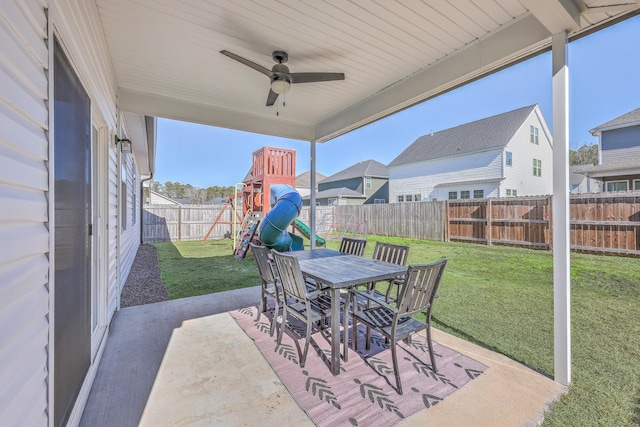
(289, 248, 408, 375)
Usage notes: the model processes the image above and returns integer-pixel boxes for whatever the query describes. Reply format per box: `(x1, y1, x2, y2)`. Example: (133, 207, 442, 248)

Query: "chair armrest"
(350, 289, 397, 312)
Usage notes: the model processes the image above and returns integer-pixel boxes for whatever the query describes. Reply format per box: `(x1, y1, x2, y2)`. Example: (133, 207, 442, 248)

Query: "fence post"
(178, 205, 182, 241)
(486, 198, 492, 246)
(445, 200, 450, 242)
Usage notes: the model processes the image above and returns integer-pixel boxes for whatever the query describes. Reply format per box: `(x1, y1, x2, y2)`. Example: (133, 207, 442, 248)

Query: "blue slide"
(257, 184, 304, 251)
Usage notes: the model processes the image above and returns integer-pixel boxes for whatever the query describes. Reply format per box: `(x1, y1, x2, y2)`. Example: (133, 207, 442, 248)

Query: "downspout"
(140, 174, 153, 244)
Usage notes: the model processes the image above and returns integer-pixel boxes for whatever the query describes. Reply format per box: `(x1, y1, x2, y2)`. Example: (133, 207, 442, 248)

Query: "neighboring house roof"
(296, 171, 327, 188)
(388, 104, 538, 167)
(571, 158, 640, 177)
(302, 187, 367, 200)
(149, 190, 182, 205)
(434, 177, 505, 188)
(320, 159, 389, 184)
(590, 107, 640, 134)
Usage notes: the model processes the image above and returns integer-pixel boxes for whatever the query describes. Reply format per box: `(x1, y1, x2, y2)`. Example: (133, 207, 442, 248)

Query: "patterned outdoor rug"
(230, 306, 487, 426)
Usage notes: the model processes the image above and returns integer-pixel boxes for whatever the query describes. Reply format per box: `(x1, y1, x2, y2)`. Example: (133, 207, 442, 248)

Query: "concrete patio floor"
(79, 287, 567, 427)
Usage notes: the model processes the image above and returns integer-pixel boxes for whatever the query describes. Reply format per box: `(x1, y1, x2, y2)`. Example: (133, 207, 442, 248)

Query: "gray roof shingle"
(319, 159, 388, 184)
(388, 105, 538, 167)
(590, 107, 640, 133)
(295, 171, 327, 188)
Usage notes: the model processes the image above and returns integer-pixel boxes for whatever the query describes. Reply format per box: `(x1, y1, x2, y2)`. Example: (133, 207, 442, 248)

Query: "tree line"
(570, 143, 598, 166)
(150, 181, 236, 204)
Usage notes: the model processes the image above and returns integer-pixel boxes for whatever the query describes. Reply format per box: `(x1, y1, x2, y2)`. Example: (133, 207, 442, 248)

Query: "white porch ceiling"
(95, 0, 640, 143)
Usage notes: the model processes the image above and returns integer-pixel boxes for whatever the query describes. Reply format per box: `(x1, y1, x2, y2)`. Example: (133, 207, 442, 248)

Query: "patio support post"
(310, 139, 317, 249)
(552, 31, 571, 386)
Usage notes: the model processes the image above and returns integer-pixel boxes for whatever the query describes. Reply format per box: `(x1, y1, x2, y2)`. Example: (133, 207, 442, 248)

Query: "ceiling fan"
(220, 50, 345, 106)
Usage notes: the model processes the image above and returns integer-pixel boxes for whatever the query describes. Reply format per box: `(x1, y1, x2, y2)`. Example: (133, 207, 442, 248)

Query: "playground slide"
(293, 218, 326, 246)
(257, 184, 304, 251)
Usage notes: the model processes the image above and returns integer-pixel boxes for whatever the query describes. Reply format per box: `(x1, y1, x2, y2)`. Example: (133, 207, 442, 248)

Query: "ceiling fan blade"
(289, 72, 345, 83)
(220, 50, 272, 77)
(266, 89, 279, 106)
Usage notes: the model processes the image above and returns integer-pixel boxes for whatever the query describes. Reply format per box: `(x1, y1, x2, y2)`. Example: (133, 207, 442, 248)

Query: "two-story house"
(303, 159, 389, 206)
(387, 105, 553, 201)
(577, 108, 640, 192)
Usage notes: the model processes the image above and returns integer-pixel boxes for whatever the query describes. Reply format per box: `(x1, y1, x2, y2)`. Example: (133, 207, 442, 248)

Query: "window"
(506, 189, 511, 196)
(373, 198, 385, 204)
(530, 125, 539, 144)
(533, 159, 542, 177)
(121, 161, 127, 230)
(132, 167, 137, 225)
(397, 195, 404, 202)
(328, 197, 338, 206)
(413, 194, 421, 202)
(606, 181, 628, 192)
(448, 191, 457, 200)
(460, 190, 470, 199)
(506, 189, 517, 197)
(474, 190, 484, 199)
(634, 180, 640, 190)
(506, 151, 512, 166)
(365, 176, 372, 189)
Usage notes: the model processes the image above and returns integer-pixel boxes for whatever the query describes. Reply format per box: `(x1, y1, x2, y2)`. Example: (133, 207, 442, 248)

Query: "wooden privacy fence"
(446, 192, 640, 256)
(447, 196, 551, 249)
(144, 192, 640, 256)
(143, 204, 234, 242)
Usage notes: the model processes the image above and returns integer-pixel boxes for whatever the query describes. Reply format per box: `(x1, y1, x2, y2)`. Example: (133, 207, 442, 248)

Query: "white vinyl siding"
(389, 149, 502, 201)
(600, 126, 640, 164)
(0, 1, 50, 425)
(502, 109, 553, 196)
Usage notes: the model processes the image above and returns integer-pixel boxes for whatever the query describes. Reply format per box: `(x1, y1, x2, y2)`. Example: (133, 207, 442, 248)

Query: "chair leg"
(427, 324, 437, 372)
(257, 288, 266, 322)
(269, 295, 279, 337)
(365, 325, 371, 350)
(351, 316, 358, 352)
(391, 341, 403, 395)
(275, 306, 286, 353)
(300, 317, 313, 368)
(343, 293, 351, 362)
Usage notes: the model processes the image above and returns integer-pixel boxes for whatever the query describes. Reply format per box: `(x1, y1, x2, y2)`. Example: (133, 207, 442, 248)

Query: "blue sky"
(155, 15, 640, 188)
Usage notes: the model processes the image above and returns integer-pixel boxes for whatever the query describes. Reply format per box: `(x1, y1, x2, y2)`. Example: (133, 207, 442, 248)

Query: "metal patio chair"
(350, 259, 447, 394)
(271, 250, 332, 368)
(338, 236, 367, 256)
(369, 242, 409, 302)
(250, 243, 281, 337)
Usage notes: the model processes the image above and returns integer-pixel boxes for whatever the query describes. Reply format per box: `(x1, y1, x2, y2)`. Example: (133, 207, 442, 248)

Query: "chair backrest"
(271, 250, 309, 301)
(250, 243, 276, 285)
(372, 242, 409, 266)
(395, 259, 447, 318)
(339, 237, 367, 256)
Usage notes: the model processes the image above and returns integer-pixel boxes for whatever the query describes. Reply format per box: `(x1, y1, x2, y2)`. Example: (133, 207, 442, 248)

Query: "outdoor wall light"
(271, 78, 291, 95)
(115, 136, 132, 153)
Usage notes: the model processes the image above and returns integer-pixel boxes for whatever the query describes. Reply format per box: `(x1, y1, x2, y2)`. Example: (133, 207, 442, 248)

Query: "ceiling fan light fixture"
(271, 78, 291, 95)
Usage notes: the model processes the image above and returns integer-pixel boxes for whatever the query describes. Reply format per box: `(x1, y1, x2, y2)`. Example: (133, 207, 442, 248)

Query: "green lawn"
(154, 237, 640, 427)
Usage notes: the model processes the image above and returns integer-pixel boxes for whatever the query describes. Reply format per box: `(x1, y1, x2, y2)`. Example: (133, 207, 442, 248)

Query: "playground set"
(203, 146, 325, 258)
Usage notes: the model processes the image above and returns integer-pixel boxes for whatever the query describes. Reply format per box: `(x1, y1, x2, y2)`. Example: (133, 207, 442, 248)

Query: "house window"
(132, 167, 137, 225)
(121, 161, 127, 230)
(533, 159, 542, 177)
(328, 197, 338, 206)
(365, 176, 372, 189)
(530, 125, 539, 144)
(506, 189, 511, 196)
(413, 194, 421, 202)
(606, 181, 628, 192)
(448, 191, 457, 200)
(460, 190, 470, 199)
(506, 151, 512, 166)
(506, 189, 518, 197)
(473, 190, 484, 199)
(397, 195, 404, 202)
(374, 198, 385, 204)
(634, 180, 640, 190)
